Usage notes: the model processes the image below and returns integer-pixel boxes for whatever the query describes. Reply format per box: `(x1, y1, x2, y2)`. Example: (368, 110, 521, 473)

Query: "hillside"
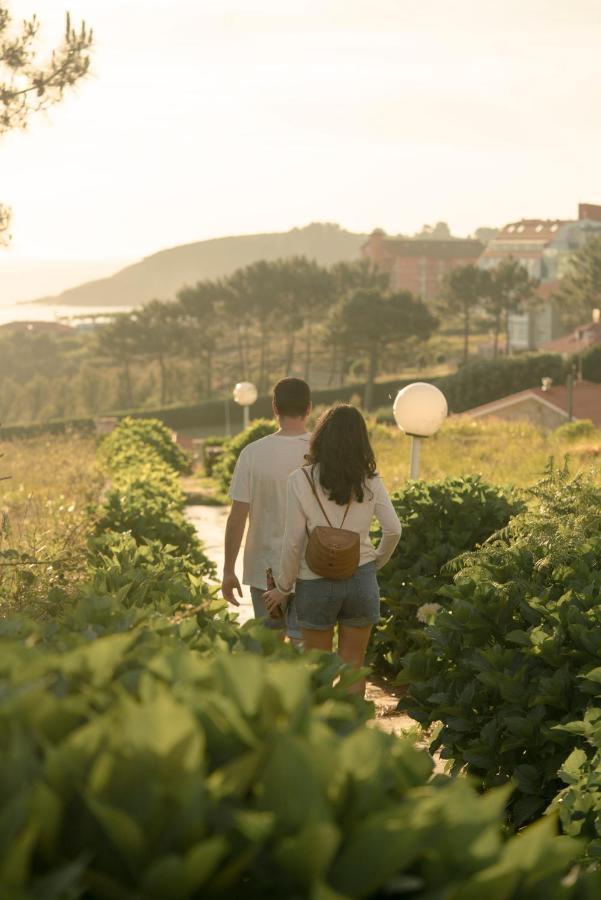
(32, 222, 368, 308)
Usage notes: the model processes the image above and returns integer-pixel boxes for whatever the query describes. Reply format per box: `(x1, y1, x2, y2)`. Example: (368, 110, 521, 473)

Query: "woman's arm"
(373, 478, 402, 570)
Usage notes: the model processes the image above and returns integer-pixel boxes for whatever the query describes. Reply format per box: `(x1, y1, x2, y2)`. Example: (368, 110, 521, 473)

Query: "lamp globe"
(393, 382, 448, 438)
(233, 382, 258, 407)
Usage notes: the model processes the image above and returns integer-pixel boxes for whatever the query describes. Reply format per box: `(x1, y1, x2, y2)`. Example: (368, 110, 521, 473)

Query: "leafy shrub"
(371, 475, 521, 679)
(0, 624, 595, 898)
(98, 416, 192, 475)
(95, 464, 212, 571)
(553, 419, 600, 442)
(404, 471, 601, 826)
(550, 702, 601, 863)
(214, 418, 278, 493)
(94, 418, 214, 576)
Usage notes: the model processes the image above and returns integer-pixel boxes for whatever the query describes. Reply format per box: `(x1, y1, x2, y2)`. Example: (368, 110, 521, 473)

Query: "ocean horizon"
(0, 300, 134, 327)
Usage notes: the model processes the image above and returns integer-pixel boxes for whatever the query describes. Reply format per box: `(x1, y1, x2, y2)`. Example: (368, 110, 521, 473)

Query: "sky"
(2, 0, 601, 278)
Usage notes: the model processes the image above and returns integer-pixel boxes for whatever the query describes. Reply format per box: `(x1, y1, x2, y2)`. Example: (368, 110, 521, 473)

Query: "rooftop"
(465, 379, 601, 427)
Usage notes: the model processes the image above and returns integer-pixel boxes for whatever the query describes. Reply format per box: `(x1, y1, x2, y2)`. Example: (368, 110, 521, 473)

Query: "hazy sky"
(2, 0, 601, 263)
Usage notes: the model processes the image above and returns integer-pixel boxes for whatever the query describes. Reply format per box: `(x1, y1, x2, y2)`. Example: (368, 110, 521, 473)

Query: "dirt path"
(187, 503, 429, 746)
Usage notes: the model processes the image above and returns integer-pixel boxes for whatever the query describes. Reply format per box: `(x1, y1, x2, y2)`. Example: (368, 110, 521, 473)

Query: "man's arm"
(221, 500, 249, 605)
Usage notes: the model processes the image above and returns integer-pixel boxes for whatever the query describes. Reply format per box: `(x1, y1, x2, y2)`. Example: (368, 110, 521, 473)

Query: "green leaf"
(142, 854, 189, 899)
(258, 734, 331, 830)
(559, 748, 588, 785)
(234, 810, 275, 843)
(329, 811, 422, 897)
(84, 796, 145, 866)
(505, 630, 531, 646)
(274, 822, 340, 885)
(185, 837, 228, 889)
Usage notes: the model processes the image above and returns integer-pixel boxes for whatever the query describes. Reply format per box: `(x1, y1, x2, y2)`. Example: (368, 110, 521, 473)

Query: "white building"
(478, 203, 601, 352)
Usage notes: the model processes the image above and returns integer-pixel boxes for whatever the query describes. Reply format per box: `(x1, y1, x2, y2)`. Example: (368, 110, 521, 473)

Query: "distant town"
(362, 202, 601, 353)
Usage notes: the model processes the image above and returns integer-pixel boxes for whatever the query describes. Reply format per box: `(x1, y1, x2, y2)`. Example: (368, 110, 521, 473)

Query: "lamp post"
(393, 382, 448, 479)
(233, 381, 258, 429)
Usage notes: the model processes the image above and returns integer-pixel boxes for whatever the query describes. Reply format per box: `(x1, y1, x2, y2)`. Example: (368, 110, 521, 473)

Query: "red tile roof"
(465, 379, 601, 427)
(496, 220, 568, 240)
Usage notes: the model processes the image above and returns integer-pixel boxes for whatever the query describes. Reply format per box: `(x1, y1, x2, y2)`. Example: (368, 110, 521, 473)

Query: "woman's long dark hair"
(307, 404, 377, 505)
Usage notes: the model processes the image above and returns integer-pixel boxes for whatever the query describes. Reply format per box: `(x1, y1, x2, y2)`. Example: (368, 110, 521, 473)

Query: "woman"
(264, 403, 402, 695)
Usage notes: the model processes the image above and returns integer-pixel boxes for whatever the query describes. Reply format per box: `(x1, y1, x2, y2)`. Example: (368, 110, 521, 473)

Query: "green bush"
(371, 476, 521, 679)
(95, 463, 212, 572)
(214, 418, 278, 494)
(553, 419, 600, 443)
(98, 416, 192, 475)
(404, 471, 601, 826)
(552, 704, 601, 864)
(95, 417, 213, 576)
(0, 622, 595, 898)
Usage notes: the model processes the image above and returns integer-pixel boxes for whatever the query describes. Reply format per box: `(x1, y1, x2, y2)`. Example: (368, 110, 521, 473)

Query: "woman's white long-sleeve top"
(277, 465, 402, 593)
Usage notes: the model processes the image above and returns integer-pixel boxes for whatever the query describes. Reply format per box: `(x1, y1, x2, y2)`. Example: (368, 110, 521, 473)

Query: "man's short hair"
(273, 378, 311, 418)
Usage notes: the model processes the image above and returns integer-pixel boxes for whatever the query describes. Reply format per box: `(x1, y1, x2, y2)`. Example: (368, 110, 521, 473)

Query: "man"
(221, 377, 311, 639)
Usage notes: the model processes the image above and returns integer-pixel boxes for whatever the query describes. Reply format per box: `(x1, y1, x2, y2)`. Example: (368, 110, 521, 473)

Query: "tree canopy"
(484, 259, 538, 356)
(439, 265, 491, 363)
(328, 284, 437, 408)
(557, 235, 601, 325)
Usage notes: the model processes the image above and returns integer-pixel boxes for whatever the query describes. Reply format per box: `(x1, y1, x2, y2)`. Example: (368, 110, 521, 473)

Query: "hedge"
(0, 352, 569, 440)
(582, 344, 601, 383)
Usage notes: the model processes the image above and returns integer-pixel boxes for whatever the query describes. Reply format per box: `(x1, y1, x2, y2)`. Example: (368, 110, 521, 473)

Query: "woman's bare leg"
(338, 625, 373, 696)
(301, 627, 334, 653)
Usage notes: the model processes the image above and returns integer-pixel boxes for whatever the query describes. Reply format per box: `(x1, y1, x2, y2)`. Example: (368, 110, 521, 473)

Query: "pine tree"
(0, 4, 93, 242)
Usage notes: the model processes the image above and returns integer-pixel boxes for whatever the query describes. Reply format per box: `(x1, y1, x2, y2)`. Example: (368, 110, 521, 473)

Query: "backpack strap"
(302, 466, 352, 529)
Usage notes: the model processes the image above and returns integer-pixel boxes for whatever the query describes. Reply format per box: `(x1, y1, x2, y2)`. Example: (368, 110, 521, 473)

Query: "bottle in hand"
(266, 567, 283, 619)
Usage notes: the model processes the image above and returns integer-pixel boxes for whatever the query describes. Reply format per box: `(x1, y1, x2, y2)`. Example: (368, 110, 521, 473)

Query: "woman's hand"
(263, 587, 288, 614)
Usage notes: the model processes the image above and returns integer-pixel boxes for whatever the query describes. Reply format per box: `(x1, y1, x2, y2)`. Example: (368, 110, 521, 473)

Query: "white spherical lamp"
(233, 381, 258, 427)
(233, 381, 258, 407)
(392, 382, 448, 478)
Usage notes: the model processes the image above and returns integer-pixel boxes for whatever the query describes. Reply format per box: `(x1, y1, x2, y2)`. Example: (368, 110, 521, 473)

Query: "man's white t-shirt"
(228, 431, 311, 590)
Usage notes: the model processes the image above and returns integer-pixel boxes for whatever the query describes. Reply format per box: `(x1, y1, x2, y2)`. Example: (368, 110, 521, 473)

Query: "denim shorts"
(294, 561, 380, 631)
(250, 587, 302, 641)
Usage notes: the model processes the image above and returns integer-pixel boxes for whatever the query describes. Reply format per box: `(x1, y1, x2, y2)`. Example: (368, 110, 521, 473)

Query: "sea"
(0, 300, 132, 327)
(0, 257, 132, 326)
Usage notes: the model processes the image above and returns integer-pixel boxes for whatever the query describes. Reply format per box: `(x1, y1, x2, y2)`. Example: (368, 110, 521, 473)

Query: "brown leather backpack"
(302, 467, 360, 580)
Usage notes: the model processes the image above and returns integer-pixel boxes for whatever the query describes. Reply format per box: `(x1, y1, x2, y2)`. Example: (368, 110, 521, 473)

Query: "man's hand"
(222, 571, 242, 606)
(264, 587, 288, 614)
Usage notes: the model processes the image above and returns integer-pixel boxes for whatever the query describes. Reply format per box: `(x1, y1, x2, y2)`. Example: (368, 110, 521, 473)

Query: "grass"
(371, 416, 601, 492)
(0, 433, 104, 614)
